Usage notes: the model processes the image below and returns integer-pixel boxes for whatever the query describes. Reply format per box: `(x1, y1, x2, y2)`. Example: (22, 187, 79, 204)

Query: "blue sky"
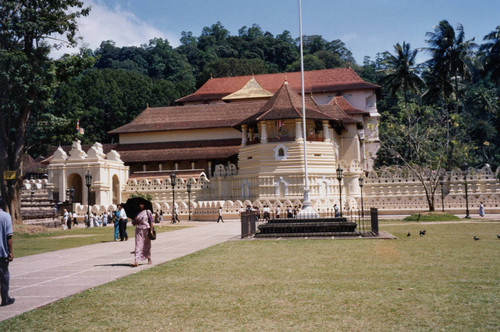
(58, 0, 500, 64)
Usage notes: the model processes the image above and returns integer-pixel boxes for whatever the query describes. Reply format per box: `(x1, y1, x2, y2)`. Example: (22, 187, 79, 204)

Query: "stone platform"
(255, 217, 358, 238)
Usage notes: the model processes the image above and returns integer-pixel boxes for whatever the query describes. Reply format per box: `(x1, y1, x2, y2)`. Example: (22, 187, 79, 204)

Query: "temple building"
(46, 68, 381, 213)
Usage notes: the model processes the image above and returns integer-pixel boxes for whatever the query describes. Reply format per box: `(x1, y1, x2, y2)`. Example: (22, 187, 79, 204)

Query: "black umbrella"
(124, 197, 153, 220)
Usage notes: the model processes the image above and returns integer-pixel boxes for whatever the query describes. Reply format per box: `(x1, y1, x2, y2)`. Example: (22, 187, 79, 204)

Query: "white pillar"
(241, 124, 247, 146)
(295, 120, 303, 140)
(260, 121, 267, 143)
(322, 120, 331, 142)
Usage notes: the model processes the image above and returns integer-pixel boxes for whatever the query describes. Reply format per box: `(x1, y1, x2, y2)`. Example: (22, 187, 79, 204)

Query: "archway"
(67, 173, 83, 203)
(112, 174, 120, 205)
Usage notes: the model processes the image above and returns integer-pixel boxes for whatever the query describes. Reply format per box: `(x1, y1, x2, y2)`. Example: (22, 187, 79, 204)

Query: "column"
(322, 120, 331, 142)
(260, 121, 267, 143)
(295, 120, 303, 140)
(241, 124, 247, 146)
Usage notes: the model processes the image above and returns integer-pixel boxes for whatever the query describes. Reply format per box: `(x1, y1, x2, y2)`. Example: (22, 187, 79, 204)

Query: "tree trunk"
(1, 178, 22, 224)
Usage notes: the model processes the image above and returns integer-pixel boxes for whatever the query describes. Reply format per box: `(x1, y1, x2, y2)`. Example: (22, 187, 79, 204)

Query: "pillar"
(323, 120, 331, 142)
(260, 121, 267, 143)
(241, 124, 247, 146)
(295, 120, 303, 140)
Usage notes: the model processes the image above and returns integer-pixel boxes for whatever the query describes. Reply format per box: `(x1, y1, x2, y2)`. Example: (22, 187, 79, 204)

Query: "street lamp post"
(359, 176, 364, 218)
(336, 165, 343, 217)
(187, 180, 191, 221)
(85, 171, 92, 225)
(462, 163, 471, 219)
(440, 178, 445, 212)
(170, 172, 176, 223)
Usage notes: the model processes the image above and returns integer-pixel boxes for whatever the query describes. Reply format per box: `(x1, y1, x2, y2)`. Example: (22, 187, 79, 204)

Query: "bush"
(403, 212, 460, 222)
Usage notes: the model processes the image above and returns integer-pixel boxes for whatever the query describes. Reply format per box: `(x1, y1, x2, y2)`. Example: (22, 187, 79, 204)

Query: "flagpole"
(298, 0, 316, 217)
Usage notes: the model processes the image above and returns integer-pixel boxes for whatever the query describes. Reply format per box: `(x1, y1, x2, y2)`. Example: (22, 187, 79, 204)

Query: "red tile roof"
(109, 102, 265, 135)
(47, 140, 241, 164)
(330, 95, 369, 115)
(240, 82, 336, 124)
(176, 68, 380, 104)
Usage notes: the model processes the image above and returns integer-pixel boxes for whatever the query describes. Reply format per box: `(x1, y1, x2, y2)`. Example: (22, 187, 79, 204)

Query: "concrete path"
(0, 221, 241, 321)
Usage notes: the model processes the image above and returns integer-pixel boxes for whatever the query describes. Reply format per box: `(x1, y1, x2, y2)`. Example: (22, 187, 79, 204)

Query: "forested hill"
(29, 21, 500, 170)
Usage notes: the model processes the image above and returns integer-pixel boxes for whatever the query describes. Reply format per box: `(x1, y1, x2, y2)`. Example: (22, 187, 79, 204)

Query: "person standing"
(479, 202, 485, 217)
(217, 206, 224, 223)
(72, 211, 78, 226)
(276, 206, 280, 219)
(63, 209, 69, 229)
(0, 198, 15, 306)
(131, 202, 154, 267)
(334, 204, 340, 217)
(118, 204, 128, 241)
(113, 209, 120, 241)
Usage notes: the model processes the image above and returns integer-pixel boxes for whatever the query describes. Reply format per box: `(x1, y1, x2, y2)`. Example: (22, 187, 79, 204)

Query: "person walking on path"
(479, 202, 485, 217)
(217, 206, 224, 223)
(131, 202, 154, 267)
(72, 211, 78, 226)
(0, 197, 15, 306)
(118, 204, 128, 241)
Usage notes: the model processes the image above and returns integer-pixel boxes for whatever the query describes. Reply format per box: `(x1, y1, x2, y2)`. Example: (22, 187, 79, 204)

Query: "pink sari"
(134, 209, 151, 262)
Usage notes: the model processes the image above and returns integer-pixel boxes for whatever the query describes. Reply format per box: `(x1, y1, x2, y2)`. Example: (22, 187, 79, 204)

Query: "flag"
(275, 120, 284, 127)
(78, 127, 85, 135)
(76, 119, 80, 133)
(309, 128, 314, 140)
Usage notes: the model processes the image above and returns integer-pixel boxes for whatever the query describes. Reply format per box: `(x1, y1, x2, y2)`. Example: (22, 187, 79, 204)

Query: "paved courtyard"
(0, 221, 241, 321)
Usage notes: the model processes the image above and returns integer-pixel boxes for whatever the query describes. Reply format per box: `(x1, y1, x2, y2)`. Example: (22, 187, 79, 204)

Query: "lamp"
(85, 170, 92, 224)
(359, 176, 364, 218)
(462, 163, 470, 219)
(187, 180, 192, 221)
(336, 165, 343, 217)
(170, 172, 176, 223)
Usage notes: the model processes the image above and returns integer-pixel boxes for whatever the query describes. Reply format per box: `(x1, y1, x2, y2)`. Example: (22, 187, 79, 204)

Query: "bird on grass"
(419, 230, 426, 237)
(497, 235, 500, 239)
(407, 232, 411, 237)
(474, 236, 480, 241)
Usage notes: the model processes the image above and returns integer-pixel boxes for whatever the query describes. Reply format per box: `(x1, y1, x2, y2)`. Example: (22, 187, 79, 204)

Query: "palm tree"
(423, 20, 477, 104)
(480, 26, 500, 83)
(380, 42, 424, 103)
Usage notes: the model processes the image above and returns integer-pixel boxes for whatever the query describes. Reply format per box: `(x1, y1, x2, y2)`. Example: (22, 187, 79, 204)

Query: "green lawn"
(2, 222, 499, 331)
(13, 224, 189, 258)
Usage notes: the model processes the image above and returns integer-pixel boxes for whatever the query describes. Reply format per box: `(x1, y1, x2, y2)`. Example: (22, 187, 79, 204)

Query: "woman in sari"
(131, 202, 154, 267)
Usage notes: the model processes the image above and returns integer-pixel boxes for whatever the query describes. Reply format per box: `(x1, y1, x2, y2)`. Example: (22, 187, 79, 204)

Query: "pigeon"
(497, 235, 500, 239)
(474, 236, 480, 241)
(407, 232, 411, 237)
(419, 230, 426, 237)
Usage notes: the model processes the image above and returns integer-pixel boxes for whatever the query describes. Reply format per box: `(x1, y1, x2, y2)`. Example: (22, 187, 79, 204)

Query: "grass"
(13, 224, 190, 258)
(403, 212, 461, 222)
(2, 222, 500, 331)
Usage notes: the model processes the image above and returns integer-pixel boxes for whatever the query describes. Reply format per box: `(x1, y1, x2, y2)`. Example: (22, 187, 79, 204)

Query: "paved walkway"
(0, 221, 241, 321)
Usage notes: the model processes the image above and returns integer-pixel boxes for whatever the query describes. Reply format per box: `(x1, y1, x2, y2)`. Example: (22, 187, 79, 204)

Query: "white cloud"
(51, 0, 179, 58)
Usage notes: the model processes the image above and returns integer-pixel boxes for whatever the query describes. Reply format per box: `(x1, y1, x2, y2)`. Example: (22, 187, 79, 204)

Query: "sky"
(54, 0, 500, 64)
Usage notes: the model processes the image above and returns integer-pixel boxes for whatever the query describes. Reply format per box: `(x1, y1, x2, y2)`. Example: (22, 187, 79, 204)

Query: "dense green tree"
(50, 68, 179, 145)
(423, 20, 477, 104)
(199, 57, 269, 83)
(377, 99, 471, 211)
(379, 42, 424, 103)
(479, 26, 500, 84)
(0, 0, 90, 223)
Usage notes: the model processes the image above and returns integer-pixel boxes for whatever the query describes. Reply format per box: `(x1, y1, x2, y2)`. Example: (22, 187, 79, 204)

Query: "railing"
(241, 211, 258, 238)
(250, 206, 378, 237)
